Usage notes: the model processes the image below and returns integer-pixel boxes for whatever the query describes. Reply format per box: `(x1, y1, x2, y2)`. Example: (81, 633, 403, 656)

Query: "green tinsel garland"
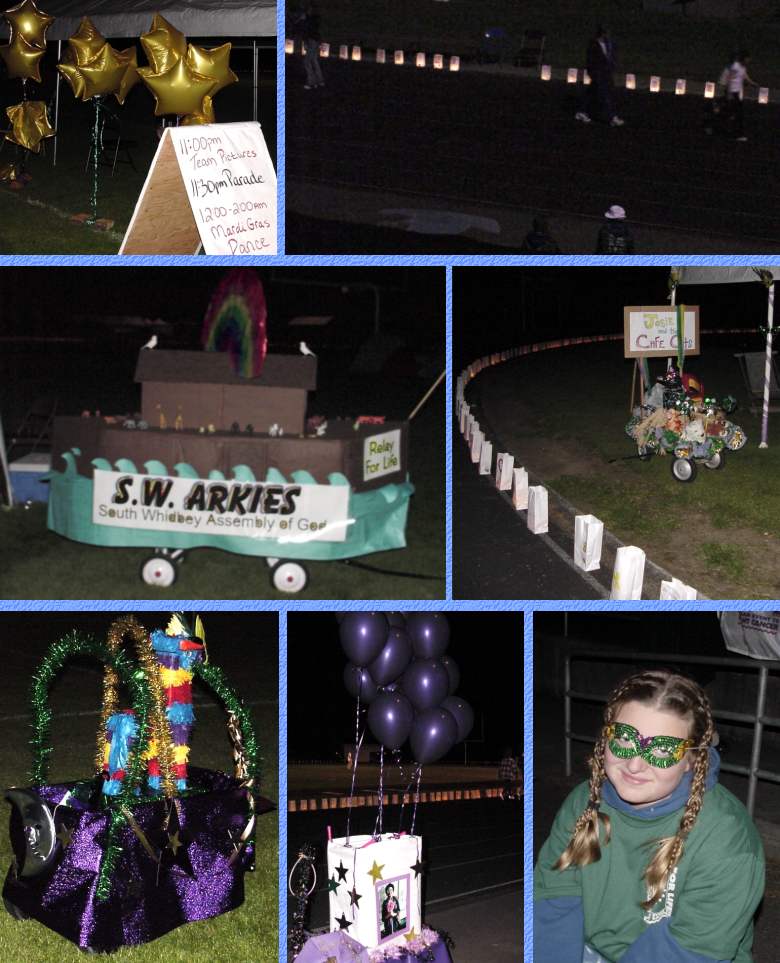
(29, 630, 155, 900)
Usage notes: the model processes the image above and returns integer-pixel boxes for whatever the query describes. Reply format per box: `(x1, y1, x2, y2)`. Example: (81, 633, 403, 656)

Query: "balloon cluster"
(57, 17, 139, 103)
(138, 14, 237, 123)
(340, 613, 474, 765)
(0, 0, 52, 82)
(1, 1, 56, 153)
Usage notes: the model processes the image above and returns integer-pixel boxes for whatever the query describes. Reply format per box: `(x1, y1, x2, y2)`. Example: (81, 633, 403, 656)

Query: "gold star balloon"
(57, 19, 136, 102)
(0, 31, 45, 81)
(140, 14, 186, 75)
(181, 95, 216, 126)
(5, 99, 55, 152)
(67, 16, 106, 66)
(186, 43, 237, 97)
(78, 42, 126, 99)
(4, 0, 53, 49)
(139, 57, 216, 117)
(115, 47, 140, 105)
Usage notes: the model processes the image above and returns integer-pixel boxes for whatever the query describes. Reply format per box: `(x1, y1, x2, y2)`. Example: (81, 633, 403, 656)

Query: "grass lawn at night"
(0, 612, 278, 962)
(471, 339, 780, 599)
(305, 0, 780, 89)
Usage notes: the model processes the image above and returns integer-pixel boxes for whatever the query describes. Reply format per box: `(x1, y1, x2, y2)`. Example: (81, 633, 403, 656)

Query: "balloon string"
(87, 97, 104, 225)
(345, 683, 363, 846)
(410, 765, 423, 836)
(397, 767, 417, 835)
(373, 743, 384, 839)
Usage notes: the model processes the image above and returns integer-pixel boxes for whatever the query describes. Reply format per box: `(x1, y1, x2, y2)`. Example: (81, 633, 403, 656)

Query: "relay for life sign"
(120, 122, 277, 255)
(363, 429, 401, 481)
(92, 469, 349, 543)
(623, 306, 700, 357)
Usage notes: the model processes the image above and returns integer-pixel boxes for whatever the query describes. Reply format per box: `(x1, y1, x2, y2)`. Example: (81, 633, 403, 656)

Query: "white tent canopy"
(676, 265, 776, 446)
(41, 1, 276, 40)
(677, 267, 780, 286)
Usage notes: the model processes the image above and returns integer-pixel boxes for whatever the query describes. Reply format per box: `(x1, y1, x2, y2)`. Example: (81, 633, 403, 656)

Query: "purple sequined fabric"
(3, 768, 272, 952)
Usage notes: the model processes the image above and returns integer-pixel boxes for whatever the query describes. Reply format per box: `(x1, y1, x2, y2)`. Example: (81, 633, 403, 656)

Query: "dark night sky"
(453, 267, 770, 369)
(287, 611, 524, 763)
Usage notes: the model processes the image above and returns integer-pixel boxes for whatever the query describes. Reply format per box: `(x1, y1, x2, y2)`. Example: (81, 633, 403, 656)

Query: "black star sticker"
(335, 913, 352, 931)
(348, 886, 362, 908)
(335, 859, 349, 883)
(410, 858, 426, 878)
(158, 802, 195, 878)
(327, 874, 340, 893)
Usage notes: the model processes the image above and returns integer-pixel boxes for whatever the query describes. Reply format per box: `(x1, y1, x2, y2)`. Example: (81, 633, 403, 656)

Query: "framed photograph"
(375, 873, 410, 944)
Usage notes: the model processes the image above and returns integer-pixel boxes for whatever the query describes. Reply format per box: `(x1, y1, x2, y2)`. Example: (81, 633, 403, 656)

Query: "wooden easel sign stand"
(119, 122, 277, 255)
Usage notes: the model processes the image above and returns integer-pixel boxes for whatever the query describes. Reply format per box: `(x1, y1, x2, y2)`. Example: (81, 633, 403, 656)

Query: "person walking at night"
(499, 746, 521, 799)
(719, 51, 758, 141)
(534, 670, 765, 963)
(297, 2, 324, 90)
(520, 216, 562, 254)
(595, 205, 635, 254)
(575, 25, 624, 127)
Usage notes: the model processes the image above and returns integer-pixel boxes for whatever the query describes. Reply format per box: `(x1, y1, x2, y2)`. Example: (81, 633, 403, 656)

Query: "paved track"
(287, 61, 780, 250)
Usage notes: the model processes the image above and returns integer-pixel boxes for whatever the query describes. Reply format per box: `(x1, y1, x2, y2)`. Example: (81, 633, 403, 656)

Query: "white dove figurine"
(142, 335, 158, 350)
(299, 341, 317, 357)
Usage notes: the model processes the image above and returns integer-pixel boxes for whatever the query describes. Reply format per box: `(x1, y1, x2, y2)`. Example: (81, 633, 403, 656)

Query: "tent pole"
(759, 281, 774, 448)
(253, 39, 258, 122)
(0, 413, 13, 508)
(53, 40, 61, 167)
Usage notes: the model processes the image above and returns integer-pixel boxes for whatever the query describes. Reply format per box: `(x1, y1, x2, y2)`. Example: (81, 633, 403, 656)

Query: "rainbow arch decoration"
(202, 269, 267, 378)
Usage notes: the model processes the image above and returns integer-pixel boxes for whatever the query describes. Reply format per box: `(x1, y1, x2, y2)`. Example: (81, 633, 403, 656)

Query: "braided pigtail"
(641, 699, 714, 908)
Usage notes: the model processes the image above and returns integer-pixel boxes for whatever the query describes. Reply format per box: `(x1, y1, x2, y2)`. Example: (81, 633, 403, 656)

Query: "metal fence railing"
(564, 649, 780, 817)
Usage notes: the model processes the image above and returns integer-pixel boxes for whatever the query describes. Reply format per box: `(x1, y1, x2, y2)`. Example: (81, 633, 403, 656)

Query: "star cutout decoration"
(327, 874, 340, 894)
(404, 927, 418, 943)
(335, 913, 352, 931)
(348, 886, 362, 908)
(367, 859, 385, 884)
(335, 860, 349, 883)
(167, 830, 183, 856)
(157, 801, 195, 878)
(410, 858, 425, 878)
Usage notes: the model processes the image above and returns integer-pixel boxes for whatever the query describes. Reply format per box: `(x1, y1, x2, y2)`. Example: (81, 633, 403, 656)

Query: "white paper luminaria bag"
(495, 452, 514, 490)
(512, 467, 528, 510)
(327, 834, 423, 951)
(470, 429, 483, 463)
(610, 545, 646, 600)
(479, 440, 492, 475)
(660, 577, 698, 600)
(527, 485, 548, 534)
(574, 514, 603, 571)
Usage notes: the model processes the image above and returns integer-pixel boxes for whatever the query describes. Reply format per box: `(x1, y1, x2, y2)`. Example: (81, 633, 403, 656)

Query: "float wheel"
(140, 555, 178, 587)
(703, 449, 726, 470)
(270, 560, 309, 594)
(671, 458, 697, 483)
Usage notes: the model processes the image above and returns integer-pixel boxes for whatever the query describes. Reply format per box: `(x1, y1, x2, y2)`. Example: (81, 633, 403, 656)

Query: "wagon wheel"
(269, 560, 309, 594)
(703, 449, 726, 470)
(139, 550, 183, 587)
(671, 457, 697, 483)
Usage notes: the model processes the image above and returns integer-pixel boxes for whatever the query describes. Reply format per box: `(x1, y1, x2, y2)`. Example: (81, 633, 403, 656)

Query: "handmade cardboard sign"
(624, 306, 700, 357)
(92, 469, 348, 542)
(120, 122, 277, 255)
(363, 429, 401, 481)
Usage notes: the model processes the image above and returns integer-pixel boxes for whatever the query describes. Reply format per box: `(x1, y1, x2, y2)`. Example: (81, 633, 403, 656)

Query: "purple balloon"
(339, 612, 388, 666)
(401, 658, 449, 712)
(440, 655, 460, 695)
(410, 707, 458, 764)
(386, 612, 407, 628)
(367, 691, 414, 750)
(406, 613, 450, 659)
(441, 695, 474, 743)
(343, 664, 379, 703)
(369, 627, 412, 686)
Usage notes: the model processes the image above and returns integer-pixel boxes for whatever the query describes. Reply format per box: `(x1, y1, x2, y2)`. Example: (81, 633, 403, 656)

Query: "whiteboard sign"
(120, 122, 277, 256)
(92, 469, 348, 543)
(623, 305, 700, 357)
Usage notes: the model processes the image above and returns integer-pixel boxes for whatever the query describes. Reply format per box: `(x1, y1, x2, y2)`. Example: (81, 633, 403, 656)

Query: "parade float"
(44, 270, 413, 591)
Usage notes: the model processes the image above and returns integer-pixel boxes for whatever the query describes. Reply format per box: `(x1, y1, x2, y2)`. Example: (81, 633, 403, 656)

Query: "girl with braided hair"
(534, 669, 765, 963)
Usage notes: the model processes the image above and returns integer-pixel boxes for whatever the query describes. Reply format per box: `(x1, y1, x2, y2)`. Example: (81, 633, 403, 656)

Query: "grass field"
(297, 0, 780, 89)
(472, 338, 780, 598)
(0, 612, 278, 962)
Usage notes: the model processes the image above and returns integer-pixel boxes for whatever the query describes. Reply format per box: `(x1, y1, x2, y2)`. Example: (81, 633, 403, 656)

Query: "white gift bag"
(527, 485, 548, 534)
(495, 452, 514, 490)
(660, 577, 698, 600)
(512, 467, 528, 510)
(327, 834, 423, 951)
(479, 440, 492, 474)
(574, 514, 603, 571)
(610, 546, 646, 600)
(470, 428, 483, 463)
